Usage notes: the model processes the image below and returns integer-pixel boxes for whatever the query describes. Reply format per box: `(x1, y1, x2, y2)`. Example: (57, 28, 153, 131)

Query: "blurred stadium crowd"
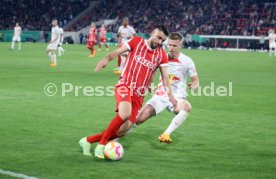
(1, 0, 275, 36)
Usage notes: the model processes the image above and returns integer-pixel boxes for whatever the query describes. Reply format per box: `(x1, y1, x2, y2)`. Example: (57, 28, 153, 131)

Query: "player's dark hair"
(169, 32, 183, 42)
(155, 25, 169, 36)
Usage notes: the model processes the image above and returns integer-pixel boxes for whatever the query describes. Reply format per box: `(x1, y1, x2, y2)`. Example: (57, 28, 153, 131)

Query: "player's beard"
(150, 41, 159, 49)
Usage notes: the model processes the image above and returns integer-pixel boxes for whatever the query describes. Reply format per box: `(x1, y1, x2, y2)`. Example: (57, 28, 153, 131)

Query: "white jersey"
(51, 26, 60, 44)
(14, 26, 22, 37)
(155, 53, 197, 99)
(118, 25, 136, 43)
(59, 27, 64, 44)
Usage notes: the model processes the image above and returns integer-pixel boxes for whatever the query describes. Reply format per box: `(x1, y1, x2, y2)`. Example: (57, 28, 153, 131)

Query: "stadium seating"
(0, 0, 89, 31)
(0, 0, 275, 36)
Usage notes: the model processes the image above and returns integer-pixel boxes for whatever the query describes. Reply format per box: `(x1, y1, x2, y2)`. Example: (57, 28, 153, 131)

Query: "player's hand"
(168, 93, 177, 108)
(95, 59, 108, 72)
(188, 82, 198, 91)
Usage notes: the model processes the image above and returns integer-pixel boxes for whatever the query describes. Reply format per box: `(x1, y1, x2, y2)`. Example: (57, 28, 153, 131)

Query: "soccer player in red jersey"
(79, 25, 177, 159)
(98, 24, 109, 51)
(86, 23, 97, 58)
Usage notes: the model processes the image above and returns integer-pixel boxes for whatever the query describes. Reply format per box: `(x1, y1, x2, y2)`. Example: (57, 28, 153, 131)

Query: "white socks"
(58, 46, 64, 56)
(269, 49, 276, 57)
(164, 110, 189, 135)
(11, 41, 15, 49)
(48, 52, 57, 64)
(11, 41, 21, 50)
(119, 55, 126, 72)
(53, 54, 57, 64)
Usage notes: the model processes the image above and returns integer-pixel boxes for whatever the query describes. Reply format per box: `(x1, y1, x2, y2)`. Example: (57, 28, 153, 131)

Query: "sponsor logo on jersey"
(134, 55, 157, 70)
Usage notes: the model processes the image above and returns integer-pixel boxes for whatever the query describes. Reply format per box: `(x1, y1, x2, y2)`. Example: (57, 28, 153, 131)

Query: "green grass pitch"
(0, 42, 275, 179)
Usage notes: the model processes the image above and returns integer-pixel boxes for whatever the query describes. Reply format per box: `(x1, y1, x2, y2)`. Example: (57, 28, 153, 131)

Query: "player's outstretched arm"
(95, 44, 129, 72)
(159, 66, 177, 107)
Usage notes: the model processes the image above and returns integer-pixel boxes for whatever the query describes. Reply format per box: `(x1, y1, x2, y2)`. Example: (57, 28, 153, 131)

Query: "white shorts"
(145, 95, 185, 115)
(47, 43, 58, 50)
(12, 36, 21, 42)
(269, 42, 276, 49)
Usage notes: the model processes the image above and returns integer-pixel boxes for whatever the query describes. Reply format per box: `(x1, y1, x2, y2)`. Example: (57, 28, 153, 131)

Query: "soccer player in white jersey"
(268, 29, 276, 57)
(116, 32, 199, 143)
(46, 19, 60, 67)
(114, 17, 136, 74)
(11, 22, 22, 50)
(57, 27, 65, 56)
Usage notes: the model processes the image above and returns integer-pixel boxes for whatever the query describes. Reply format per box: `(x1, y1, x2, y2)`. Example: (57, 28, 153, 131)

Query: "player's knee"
(136, 105, 155, 125)
(184, 102, 192, 113)
(118, 112, 131, 121)
(179, 101, 192, 113)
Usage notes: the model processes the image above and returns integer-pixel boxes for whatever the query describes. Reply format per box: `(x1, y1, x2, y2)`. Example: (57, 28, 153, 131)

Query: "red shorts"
(115, 85, 144, 123)
(86, 41, 95, 47)
(100, 38, 106, 43)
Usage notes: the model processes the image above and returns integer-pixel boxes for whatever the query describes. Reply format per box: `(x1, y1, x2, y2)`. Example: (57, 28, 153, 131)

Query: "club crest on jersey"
(134, 55, 157, 70)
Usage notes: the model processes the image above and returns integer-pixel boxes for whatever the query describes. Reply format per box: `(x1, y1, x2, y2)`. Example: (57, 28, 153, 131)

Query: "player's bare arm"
(159, 66, 177, 107)
(188, 75, 199, 91)
(95, 44, 129, 72)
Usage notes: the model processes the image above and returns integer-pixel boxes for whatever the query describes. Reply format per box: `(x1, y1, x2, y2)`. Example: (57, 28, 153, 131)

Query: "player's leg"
(115, 53, 127, 74)
(87, 42, 93, 57)
(80, 119, 130, 156)
(18, 37, 21, 50)
(119, 54, 126, 72)
(122, 96, 168, 135)
(52, 50, 57, 66)
(57, 44, 61, 56)
(98, 39, 102, 51)
(11, 37, 15, 50)
(105, 41, 109, 51)
(57, 44, 64, 56)
(269, 45, 272, 57)
(49, 49, 57, 66)
(92, 42, 96, 55)
(94, 85, 132, 159)
(136, 104, 156, 125)
(160, 99, 192, 143)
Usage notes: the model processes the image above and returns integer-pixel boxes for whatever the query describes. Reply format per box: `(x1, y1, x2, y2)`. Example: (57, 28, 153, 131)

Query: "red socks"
(118, 56, 121, 67)
(87, 132, 104, 143)
(99, 114, 124, 145)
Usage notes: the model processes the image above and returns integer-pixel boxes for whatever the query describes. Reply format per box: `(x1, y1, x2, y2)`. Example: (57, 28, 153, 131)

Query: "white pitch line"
(0, 169, 39, 179)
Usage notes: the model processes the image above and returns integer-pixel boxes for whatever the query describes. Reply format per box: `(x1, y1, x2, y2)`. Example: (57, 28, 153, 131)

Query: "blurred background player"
(114, 17, 136, 74)
(11, 22, 22, 50)
(57, 27, 65, 56)
(87, 23, 97, 58)
(98, 24, 109, 51)
(46, 19, 60, 67)
(268, 29, 276, 57)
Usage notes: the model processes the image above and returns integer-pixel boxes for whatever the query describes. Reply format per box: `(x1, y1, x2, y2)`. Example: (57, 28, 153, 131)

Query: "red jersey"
(100, 27, 107, 39)
(118, 36, 168, 96)
(87, 27, 97, 42)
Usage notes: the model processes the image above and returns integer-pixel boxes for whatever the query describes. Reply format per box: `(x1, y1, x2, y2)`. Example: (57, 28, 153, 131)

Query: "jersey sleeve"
(118, 26, 122, 34)
(126, 36, 142, 51)
(130, 26, 136, 35)
(187, 60, 197, 77)
(159, 50, 168, 67)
